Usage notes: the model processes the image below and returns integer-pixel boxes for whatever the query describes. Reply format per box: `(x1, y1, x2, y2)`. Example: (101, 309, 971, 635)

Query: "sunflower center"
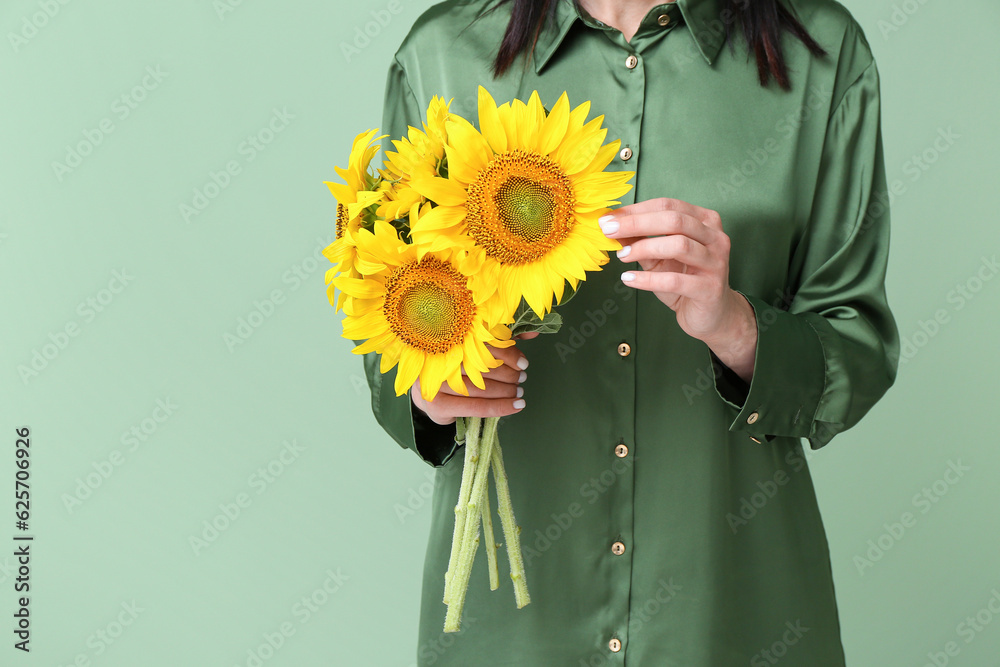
(466, 150, 576, 265)
(383, 257, 476, 354)
(495, 176, 554, 242)
(335, 203, 349, 240)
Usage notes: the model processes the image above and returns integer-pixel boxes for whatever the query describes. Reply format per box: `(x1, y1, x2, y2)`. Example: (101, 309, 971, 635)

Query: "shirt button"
(619, 146, 633, 161)
(617, 342, 631, 357)
(625, 54, 638, 69)
(657, 13, 671, 26)
(615, 443, 629, 458)
(611, 541, 626, 555)
(609, 638, 622, 652)
(747, 411, 760, 424)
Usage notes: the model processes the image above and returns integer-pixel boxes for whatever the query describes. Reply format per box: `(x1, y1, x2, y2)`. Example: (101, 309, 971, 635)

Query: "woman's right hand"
(411, 334, 537, 425)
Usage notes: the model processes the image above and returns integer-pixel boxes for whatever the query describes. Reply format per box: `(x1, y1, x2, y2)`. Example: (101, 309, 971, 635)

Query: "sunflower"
(408, 86, 634, 320)
(377, 95, 454, 221)
(334, 208, 514, 401)
(322, 128, 388, 311)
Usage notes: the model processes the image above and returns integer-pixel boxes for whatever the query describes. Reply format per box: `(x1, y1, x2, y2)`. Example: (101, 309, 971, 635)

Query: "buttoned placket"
(573, 2, 682, 661)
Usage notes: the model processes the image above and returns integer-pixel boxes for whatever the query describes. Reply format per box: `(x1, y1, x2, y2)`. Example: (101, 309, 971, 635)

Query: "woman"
(362, 0, 900, 664)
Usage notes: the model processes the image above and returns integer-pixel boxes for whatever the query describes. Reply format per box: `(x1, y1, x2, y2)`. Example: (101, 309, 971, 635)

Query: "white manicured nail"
(621, 271, 636, 282)
(518, 370, 527, 383)
(516, 356, 529, 369)
(516, 386, 524, 398)
(513, 399, 526, 409)
(617, 245, 631, 258)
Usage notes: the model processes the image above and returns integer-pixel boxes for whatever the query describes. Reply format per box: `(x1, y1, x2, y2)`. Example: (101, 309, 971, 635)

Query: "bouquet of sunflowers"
(323, 85, 633, 632)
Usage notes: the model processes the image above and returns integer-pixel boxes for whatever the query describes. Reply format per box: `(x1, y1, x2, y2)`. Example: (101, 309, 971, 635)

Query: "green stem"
(491, 433, 531, 609)
(443, 416, 480, 605)
(443, 417, 498, 632)
(481, 481, 499, 591)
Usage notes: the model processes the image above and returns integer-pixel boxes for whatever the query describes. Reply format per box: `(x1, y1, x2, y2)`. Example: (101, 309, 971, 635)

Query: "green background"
(1, 0, 997, 665)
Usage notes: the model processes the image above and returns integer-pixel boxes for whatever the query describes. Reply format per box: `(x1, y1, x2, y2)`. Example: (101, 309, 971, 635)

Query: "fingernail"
(518, 370, 527, 383)
(516, 386, 524, 398)
(621, 271, 636, 282)
(598, 215, 619, 234)
(617, 245, 631, 259)
(513, 398, 526, 409)
(516, 356, 529, 370)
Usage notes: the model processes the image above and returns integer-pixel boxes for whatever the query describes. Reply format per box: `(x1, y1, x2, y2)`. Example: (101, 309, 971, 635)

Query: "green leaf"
(507, 281, 578, 336)
(510, 304, 563, 336)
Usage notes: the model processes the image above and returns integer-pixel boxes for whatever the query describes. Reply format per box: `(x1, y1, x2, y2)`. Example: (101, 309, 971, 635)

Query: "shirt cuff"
(409, 396, 463, 467)
(710, 289, 829, 446)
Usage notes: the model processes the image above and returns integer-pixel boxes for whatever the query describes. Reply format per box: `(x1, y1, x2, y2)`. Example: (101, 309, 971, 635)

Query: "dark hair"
(475, 0, 827, 90)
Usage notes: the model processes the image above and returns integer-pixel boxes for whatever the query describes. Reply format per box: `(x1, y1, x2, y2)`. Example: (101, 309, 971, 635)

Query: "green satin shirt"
(362, 0, 899, 664)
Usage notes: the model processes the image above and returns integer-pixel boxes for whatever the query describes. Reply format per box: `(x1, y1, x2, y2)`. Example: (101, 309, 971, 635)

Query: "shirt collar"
(532, 0, 728, 74)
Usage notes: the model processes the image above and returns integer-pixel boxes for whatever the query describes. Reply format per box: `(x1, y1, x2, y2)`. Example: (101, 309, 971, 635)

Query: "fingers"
(437, 376, 524, 399)
(616, 234, 719, 271)
(621, 270, 724, 300)
(465, 362, 525, 384)
(485, 341, 530, 371)
(515, 331, 540, 340)
(599, 209, 715, 247)
(420, 393, 527, 422)
(602, 197, 716, 226)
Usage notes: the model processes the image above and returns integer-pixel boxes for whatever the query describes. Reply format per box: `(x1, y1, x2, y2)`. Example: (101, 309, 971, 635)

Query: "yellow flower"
(409, 86, 634, 320)
(323, 128, 387, 311)
(334, 208, 514, 401)
(378, 96, 454, 221)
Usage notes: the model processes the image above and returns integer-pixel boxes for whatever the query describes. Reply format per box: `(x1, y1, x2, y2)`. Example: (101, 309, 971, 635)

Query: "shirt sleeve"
(358, 56, 463, 468)
(711, 58, 901, 451)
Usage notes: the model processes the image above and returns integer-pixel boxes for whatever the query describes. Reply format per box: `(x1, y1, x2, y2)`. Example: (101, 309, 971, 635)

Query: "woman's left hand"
(598, 197, 752, 349)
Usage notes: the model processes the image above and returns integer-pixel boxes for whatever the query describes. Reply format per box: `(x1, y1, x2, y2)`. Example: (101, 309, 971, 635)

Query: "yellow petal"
(444, 115, 492, 174)
(409, 176, 468, 207)
(478, 86, 507, 154)
(537, 92, 570, 155)
(395, 347, 424, 396)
